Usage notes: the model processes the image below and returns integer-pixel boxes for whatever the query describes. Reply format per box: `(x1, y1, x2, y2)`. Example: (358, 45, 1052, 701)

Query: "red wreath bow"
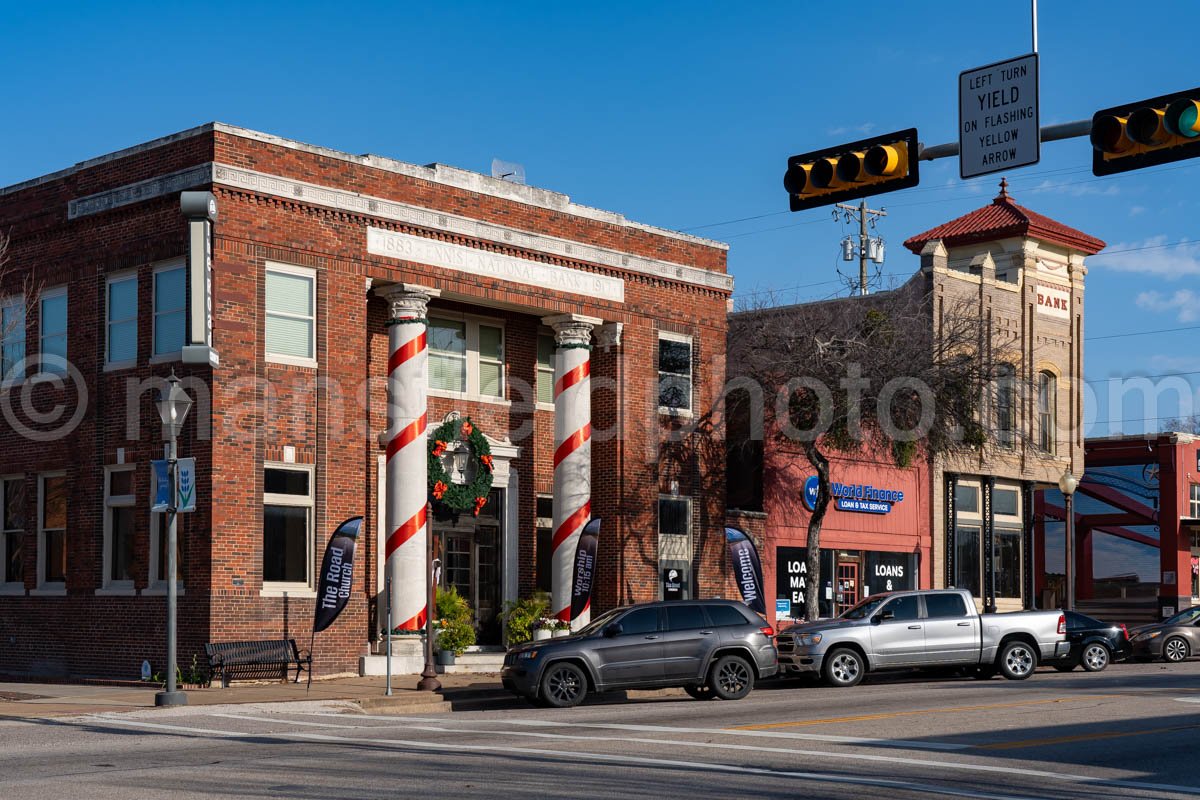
(431, 440, 447, 457)
(473, 495, 488, 516)
(480, 454, 494, 472)
(432, 480, 448, 500)
(461, 420, 474, 437)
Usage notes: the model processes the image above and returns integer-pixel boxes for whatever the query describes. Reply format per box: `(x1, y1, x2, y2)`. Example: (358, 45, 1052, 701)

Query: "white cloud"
(1028, 179, 1119, 197)
(825, 122, 877, 137)
(1135, 288, 1200, 322)
(1147, 354, 1200, 373)
(1095, 235, 1200, 279)
(1128, 205, 1146, 217)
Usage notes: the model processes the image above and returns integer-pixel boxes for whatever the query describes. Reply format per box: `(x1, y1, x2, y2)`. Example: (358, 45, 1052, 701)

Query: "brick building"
(729, 182, 1104, 624)
(0, 123, 732, 680)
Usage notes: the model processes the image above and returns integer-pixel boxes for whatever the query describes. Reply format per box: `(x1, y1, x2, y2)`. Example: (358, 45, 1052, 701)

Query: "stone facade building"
(0, 123, 732, 679)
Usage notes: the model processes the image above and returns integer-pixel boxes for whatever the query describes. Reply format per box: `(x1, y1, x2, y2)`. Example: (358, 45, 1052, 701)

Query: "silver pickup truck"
(776, 588, 1069, 687)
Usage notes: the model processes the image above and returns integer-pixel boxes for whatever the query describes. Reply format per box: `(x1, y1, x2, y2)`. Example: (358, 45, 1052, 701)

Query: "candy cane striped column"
(544, 314, 601, 627)
(380, 284, 440, 632)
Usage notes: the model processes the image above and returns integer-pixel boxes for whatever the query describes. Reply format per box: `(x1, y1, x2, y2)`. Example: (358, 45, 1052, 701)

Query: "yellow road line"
(730, 695, 1120, 730)
(975, 721, 1200, 750)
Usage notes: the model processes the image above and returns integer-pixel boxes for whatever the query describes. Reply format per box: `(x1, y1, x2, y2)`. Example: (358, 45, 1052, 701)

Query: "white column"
(543, 314, 601, 626)
(379, 284, 440, 631)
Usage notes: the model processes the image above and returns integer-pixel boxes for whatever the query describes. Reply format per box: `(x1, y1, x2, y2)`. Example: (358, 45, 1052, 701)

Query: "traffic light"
(1091, 87, 1200, 176)
(784, 128, 920, 212)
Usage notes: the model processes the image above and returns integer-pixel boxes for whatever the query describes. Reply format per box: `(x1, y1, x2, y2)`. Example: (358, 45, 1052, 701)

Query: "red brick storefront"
(0, 123, 732, 679)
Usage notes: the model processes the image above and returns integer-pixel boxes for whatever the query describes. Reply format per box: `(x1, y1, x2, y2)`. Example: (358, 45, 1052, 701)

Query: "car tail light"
(760, 625, 775, 639)
(1057, 614, 1066, 635)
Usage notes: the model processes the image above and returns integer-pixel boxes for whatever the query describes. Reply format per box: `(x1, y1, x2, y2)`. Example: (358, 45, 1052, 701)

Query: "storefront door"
(836, 561, 860, 616)
(434, 490, 503, 645)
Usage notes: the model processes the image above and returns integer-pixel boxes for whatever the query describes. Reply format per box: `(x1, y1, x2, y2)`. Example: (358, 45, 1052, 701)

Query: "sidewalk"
(0, 672, 506, 719)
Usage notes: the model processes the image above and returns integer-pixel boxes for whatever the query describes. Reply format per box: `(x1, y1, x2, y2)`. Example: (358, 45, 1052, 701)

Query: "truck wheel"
(1081, 643, 1110, 672)
(998, 641, 1037, 680)
(1163, 636, 1190, 663)
(540, 662, 588, 708)
(823, 648, 865, 688)
(708, 655, 755, 700)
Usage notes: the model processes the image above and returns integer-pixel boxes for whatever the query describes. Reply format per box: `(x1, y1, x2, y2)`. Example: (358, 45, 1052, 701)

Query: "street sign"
(959, 53, 1039, 179)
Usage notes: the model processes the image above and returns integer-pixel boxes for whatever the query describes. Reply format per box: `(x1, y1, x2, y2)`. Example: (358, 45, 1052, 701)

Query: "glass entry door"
(433, 490, 503, 645)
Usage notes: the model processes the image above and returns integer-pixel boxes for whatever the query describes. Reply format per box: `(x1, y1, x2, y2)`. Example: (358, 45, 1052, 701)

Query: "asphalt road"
(2, 660, 1199, 799)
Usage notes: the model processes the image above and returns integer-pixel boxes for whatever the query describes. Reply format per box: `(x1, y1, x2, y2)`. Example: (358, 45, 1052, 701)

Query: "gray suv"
(501, 600, 779, 708)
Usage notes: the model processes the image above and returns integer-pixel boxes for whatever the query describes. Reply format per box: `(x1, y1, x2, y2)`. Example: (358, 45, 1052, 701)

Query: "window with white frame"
(153, 262, 186, 357)
(992, 486, 1023, 599)
(1190, 483, 1200, 519)
(103, 466, 135, 589)
(428, 315, 505, 399)
(38, 288, 67, 375)
(106, 274, 138, 365)
(1037, 371, 1057, 453)
(263, 466, 313, 588)
(953, 482, 981, 598)
(265, 265, 316, 364)
(38, 473, 67, 587)
(1, 294, 26, 381)
(536, 333, 555, 406)
(658, 332, 693, 413)
(2, 477, 25, 587)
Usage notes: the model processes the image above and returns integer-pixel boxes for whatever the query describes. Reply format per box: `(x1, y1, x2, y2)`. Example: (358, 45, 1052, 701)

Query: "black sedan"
(1044, 611, 1132, 672)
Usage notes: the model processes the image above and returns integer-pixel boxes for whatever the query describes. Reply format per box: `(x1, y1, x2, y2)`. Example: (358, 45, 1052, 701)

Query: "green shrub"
(436, 585, 472, 623)
(500, 592, 550, 646)
(436, 617, 476, 655)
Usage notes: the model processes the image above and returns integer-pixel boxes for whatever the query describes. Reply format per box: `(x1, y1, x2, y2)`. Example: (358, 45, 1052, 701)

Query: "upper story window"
(265, 264, 316, 365)
(428, 315, 505, 400)
(536, 333, 555, 406)
(106, 274, 138, 366)
(1, 294, 26, 382)
(658, 332, 693, 414)
(1037, 371, 1057, 453)
(995, 364, 1015, 447)
(1191, 483, 1200, 519)
(153, 261, 186, 357)
(38, 289, 67, 376)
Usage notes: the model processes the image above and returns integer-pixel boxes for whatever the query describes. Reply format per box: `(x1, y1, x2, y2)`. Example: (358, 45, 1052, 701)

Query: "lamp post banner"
(313, 516, 363, 634)
(726, 526, 766, 614)
(570, 518, 601, 621)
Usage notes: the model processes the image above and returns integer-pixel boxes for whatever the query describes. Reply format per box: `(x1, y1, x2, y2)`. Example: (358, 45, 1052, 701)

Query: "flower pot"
(552, 628, 571, 638)
(435, 650, 456, 666)
(533, 628, 552, 641)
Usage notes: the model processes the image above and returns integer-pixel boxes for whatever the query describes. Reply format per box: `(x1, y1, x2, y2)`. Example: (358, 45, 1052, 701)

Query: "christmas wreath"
(428, 416, 494, 516)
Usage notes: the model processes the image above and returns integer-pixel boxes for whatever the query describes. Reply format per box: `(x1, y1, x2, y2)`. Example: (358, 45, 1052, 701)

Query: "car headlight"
(1133, 631, 1162, 642)
(797, 633, 823, 646)
(518, 650, 539, 660)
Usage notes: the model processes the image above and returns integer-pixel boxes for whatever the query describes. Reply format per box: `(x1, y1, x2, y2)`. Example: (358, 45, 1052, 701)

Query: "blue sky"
(2, 1, 1198, 434)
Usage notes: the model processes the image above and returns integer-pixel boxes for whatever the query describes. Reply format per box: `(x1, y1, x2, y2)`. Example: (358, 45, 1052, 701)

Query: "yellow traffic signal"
(784, 129, 919, 211)
(1092, 88, 1200, 176)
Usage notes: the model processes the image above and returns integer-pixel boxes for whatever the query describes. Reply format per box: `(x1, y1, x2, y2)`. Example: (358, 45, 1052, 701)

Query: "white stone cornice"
(210, 163, 732, 293)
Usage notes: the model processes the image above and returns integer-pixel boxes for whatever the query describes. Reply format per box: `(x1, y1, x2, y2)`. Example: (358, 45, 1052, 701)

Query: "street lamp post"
(417, 511, 442, 693)
(1058, 471, 1079, 612)
(155, 371, 192, 707)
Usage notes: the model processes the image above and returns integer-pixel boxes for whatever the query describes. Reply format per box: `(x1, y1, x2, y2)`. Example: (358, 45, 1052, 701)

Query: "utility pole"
(835, 200, 887, 296)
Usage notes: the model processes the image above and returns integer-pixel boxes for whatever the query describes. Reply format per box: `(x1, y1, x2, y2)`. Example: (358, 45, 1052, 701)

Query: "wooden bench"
(204, 639, 312, 688)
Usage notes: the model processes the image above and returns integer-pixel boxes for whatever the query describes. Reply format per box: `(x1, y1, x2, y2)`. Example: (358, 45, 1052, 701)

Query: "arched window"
(1037, 371, 1056, 453)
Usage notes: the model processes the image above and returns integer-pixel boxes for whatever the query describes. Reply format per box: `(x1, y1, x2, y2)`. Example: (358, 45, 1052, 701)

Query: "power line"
(1088, 324, 1200, 341)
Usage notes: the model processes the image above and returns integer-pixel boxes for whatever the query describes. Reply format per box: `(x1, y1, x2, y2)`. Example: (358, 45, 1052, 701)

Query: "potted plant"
(532, 616, 556, 641)
(551, 619, 573, 638)
(434, 585, 475, 665)
(499, 592, 551, 646)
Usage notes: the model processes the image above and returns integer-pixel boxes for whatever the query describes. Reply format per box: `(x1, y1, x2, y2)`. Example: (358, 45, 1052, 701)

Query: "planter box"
(533, 628, 552, 641)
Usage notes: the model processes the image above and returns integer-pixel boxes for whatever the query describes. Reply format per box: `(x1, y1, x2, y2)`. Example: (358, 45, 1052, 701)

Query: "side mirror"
(603, 623, 623, 638)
